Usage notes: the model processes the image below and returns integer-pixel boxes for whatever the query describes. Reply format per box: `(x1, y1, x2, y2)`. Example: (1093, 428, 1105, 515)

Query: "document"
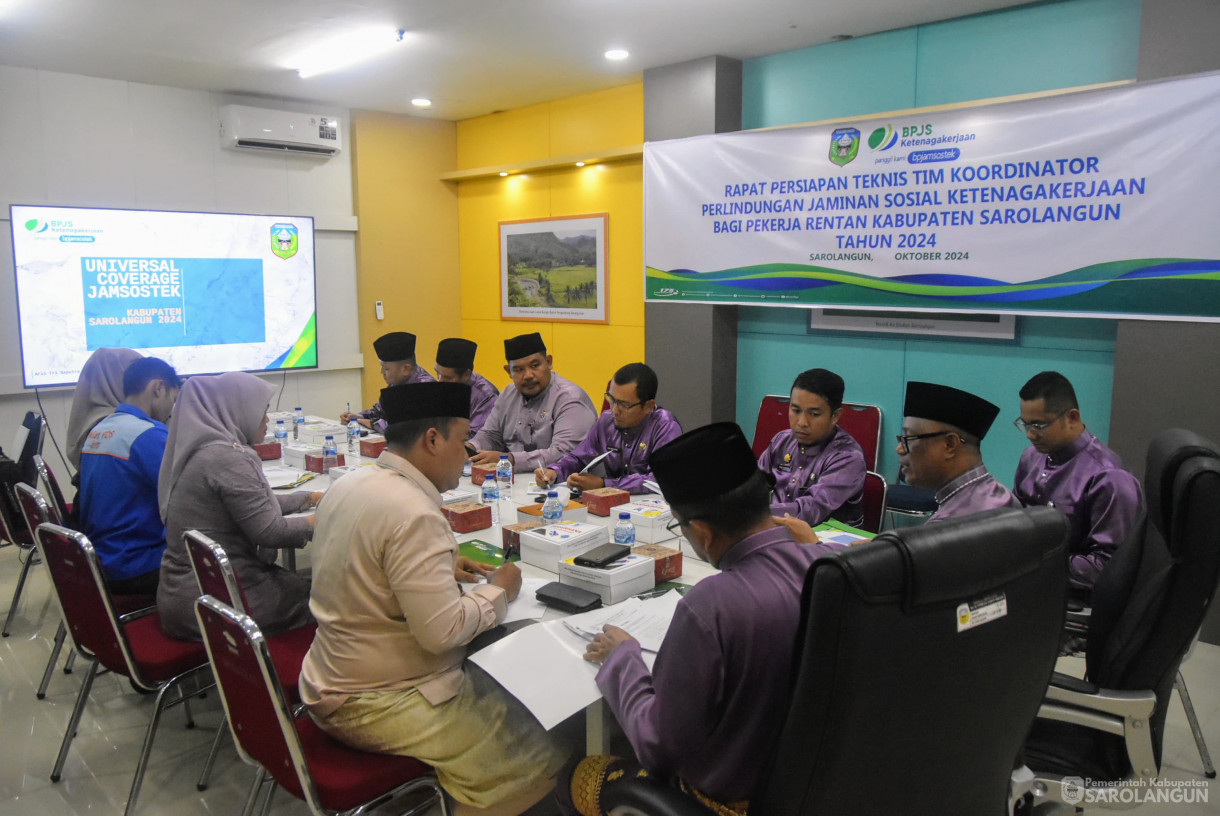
(562, 590, 683, 653)
(264, 466, 313, 489)
(578, 450, 613, 475)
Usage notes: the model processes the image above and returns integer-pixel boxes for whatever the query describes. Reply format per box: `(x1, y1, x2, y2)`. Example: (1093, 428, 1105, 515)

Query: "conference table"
(265, 439, 716, 755)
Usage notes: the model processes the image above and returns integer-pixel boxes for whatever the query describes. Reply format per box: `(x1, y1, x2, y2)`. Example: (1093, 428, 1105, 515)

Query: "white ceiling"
(0, 0, 1036, 121)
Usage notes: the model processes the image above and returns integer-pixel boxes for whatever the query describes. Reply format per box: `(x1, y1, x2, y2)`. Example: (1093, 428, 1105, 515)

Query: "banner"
(644, 72, 1220, 321)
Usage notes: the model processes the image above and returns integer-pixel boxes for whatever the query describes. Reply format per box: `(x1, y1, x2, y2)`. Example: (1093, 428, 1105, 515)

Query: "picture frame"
(500, 214, 608, 323)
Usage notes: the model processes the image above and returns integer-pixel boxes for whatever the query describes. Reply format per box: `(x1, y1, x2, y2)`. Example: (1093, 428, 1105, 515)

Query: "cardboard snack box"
(470, 465, 496, 486)
(360, 435, 387, 458)
(581, 487, 631, 516)
(632, 543, 683, 583)
(502, 521, 544, 556)
(253, 441, 282, 461)
(559, 554, 656, 605)
(516, 501, 588, 524)
(442, 501, 493, 533)
(303, 451, 346, 474)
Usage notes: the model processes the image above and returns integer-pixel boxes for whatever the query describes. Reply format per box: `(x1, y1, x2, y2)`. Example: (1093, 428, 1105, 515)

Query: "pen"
(346, 401, 351, 415)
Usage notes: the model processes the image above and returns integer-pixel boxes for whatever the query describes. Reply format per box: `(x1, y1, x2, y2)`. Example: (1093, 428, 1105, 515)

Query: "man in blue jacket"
(79, 357, 180, 594)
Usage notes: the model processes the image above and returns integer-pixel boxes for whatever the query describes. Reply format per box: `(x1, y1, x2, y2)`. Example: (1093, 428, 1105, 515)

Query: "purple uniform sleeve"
(1069, 470, 1143, 589)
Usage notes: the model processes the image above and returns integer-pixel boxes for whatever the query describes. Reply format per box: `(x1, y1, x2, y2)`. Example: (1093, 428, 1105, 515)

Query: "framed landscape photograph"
(500, 214, 608, 323)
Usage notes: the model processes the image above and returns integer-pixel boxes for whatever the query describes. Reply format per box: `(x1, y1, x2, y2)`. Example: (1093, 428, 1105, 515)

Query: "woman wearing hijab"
(67, 347, 143, 471)
(156, 371, 322, 640)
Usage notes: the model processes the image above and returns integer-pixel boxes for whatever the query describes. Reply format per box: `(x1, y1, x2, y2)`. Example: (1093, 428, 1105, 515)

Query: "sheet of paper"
(819, 530, 869, 548)
(470, 619, 601, 730)
(503, 577, 550, 624)
(578, 450, 613, 475)
(264, 466, 309, 488)
(562, 590, 682, 653)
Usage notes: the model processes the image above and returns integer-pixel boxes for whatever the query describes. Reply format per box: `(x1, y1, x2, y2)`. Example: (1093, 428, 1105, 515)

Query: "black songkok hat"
(436, 338, 477, 371)
(504, 332, 546, 362)
(373, 332, 417, 362)
(380, 382, 471, 425)
(647, 422, 763, 505)
(903, 381, 1001, 441)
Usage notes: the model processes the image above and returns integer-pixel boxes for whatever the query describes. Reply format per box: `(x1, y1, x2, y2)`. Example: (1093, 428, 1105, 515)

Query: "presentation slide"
(10, 205, 318, 387)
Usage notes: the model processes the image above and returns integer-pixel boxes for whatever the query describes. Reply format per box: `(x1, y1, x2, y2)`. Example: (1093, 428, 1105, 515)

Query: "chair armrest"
(1044, 680, 1156, 721)
(603, 777, 718, 816)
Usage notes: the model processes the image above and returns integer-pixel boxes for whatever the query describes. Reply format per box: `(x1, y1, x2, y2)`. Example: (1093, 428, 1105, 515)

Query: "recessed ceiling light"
(575, 162, 585, 167)
(604, 49, 629, 61)
(499, 172, 509, 177)
(293, 28, 405, 79)
(411, 98, 432, 108)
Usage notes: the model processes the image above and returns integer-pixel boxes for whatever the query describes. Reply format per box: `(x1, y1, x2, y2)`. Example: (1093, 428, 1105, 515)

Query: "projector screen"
(9, 205, 318, 388)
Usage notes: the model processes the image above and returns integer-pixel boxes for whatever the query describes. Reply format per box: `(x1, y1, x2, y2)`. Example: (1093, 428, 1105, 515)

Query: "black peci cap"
(436, 338, 477, 371)
(903, 381, 1001, 440)
(647, 422, 763, 505)
(380, 382, 471, 424)
(373, 332, 417, 362)
(504, 332, 546, 362)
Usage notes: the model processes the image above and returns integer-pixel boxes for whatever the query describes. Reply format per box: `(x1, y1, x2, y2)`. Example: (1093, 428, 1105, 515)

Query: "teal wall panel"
(736, 0, 1141, 490)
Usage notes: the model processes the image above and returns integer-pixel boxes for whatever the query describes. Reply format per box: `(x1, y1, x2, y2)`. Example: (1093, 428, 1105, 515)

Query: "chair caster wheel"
(1208, 771, 1217, 779)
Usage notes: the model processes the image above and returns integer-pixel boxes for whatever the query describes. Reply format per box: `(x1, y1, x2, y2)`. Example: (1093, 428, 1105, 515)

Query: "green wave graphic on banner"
(645, 258, 1220, 316)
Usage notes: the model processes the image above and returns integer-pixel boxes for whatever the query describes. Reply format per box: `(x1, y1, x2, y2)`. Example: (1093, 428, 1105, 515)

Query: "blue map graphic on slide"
(82, 258, 265, 349)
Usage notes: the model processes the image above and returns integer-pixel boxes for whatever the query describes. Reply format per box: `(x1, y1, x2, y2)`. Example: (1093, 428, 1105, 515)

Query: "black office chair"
(602, 506, 1069, 816)
(1024, 428, 1220, 809)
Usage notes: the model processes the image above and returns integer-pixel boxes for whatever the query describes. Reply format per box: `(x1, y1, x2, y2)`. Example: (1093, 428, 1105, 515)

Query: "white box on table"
(619, 498, 675, 544)
(298, 422, 349, 445)
(441, 486, 479, 505)
(282, 443, 320, 470)
(519, 521, 607, 573)
(558, 553, 656, 605)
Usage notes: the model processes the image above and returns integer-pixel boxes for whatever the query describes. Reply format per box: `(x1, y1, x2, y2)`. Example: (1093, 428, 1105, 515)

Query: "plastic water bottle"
(496, 454, 513, 493)
(293, 406, 305, 440)
(322, 435, 338, 474)
(346, 419, 360, 455)
(614, 512, 636, 547)
(274, 420, 288, 447)
(481, 478, 500, 525)
(542, 490, 563, 523)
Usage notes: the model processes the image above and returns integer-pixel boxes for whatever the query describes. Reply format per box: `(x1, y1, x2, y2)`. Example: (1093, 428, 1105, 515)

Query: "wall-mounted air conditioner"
(219, 104, 342, 157)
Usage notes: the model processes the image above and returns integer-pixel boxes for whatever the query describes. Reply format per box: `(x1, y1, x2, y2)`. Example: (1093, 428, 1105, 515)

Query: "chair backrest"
(751, 395, 790, 459)
(16, 412, 45, 486)
(33, 455, 69, 526)
(185, 530, 250, 613)
(15, 482, 54, 548)
(1, 482, 32, 548)
(1083, 428, 1220, 775)
(34, 522, 136, 677)
(195, 595, 315, 805)
(859, 471, 887, 534)
(837, 402, 882, 471)
(754, 506, 1069, 816)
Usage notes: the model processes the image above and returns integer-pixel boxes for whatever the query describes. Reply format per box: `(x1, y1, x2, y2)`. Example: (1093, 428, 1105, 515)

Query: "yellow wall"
(350, 111, 460, 409)
(456, 83, 644, 404)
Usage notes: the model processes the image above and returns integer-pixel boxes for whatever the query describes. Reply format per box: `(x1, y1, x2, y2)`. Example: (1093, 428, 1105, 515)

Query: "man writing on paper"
(433, 338, 499, 439)
(340, 331, 434, 432)
(897, 381, 1020, 522)
(78, 357, 180, 595)
(469, 332, 597, 473)
(535, 363, 681, 493)
(558, 423, 839, 816)
(1013, 371, 1142, 593)
(301, 382, 568, 816)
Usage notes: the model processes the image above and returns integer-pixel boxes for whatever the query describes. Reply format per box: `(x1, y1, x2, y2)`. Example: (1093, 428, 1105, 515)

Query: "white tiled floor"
(3, 541, 1219, 815)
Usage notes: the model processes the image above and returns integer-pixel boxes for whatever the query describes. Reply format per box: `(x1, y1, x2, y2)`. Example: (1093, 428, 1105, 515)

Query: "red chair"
(34, 522, 212, 816)
(860, 471, 888, 535)
(5, 482, 49, 638)
(185, 529, 317, 791)
(195, 595, 448, 816)
(33, 454, 72, 525)
(751, 394, 790, 458)
(837, 402, 882, 472)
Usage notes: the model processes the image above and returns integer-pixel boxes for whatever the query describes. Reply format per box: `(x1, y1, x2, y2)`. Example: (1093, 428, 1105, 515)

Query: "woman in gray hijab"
(66, 347, 143, 471)
(156, 371, 322, 640)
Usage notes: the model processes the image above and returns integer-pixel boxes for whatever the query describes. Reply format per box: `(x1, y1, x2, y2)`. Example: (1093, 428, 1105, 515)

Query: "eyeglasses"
(666, 517, 699, 538)
(895, 431, 953, 453)
(1013, 410, 1067, 435)
(605, 393, 645, 412)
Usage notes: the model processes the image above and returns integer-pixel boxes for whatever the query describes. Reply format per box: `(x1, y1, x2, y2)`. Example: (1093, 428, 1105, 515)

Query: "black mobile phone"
(464, 443, 477, 456)
(573, 543, 631, 568)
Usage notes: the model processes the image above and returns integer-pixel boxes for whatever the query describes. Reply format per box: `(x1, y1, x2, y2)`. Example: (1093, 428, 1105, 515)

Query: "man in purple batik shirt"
(433, 338, 499, 439)
(469, 332, 597, 473)
(1013, 371, 1142, 592)
(536, 363, 681, 494)
(897, 381, 1020, 522)
(758, 368, 866, 528)
(556, 423, 840, 816)
(341, 331, 435, 434)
